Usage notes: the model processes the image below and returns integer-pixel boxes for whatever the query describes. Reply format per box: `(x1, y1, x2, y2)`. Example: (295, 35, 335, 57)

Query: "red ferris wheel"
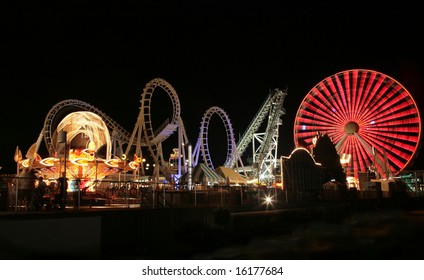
(293, 69, 422, 181)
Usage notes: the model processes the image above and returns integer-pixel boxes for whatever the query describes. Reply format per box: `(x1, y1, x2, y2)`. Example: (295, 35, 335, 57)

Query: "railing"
(1, 174, 424, 212)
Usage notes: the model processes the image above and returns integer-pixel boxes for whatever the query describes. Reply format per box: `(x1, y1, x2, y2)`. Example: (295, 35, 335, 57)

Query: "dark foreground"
(1, 199, 424, 260)
(194, 208, 424, 260)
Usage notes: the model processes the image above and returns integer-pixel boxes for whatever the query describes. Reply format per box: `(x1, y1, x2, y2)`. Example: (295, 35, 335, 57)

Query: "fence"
(1, 174, 424, 212)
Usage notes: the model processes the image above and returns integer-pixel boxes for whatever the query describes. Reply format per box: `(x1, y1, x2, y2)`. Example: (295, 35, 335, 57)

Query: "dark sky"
(1, 1, 423, 174)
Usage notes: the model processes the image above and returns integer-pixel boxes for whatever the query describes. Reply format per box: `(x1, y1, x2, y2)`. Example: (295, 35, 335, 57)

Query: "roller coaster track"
(192, 106, 236, 170)
(191, 88, 287, 183)
(255, 89, 287, 178)
(125, 78, 181, 181)
(235, 89, 287, 160)
(233, 88, 287, 181)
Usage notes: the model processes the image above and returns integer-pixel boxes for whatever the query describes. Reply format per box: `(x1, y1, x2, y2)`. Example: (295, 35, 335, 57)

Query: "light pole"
(13, 146, 22, 212)
(57, 131, 68, 210)
(121, 154, 128, 208)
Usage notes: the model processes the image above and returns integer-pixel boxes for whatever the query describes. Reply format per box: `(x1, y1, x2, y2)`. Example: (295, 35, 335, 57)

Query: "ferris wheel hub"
(344, 121, 359, 134)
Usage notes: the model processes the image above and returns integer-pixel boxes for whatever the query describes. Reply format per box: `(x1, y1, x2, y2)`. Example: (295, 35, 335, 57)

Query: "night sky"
(1, 1, 423, 174)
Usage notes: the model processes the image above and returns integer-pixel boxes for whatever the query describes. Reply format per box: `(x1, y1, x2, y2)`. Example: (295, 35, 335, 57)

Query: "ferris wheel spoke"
(353, 132, 374, 157)
(335, 133, 348, 152)
(353, 71, 365, 120)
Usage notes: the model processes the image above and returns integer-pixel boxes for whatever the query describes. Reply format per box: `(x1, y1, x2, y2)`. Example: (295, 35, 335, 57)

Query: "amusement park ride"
(16, 69, 422, 191)
(293, 69, 422, 187)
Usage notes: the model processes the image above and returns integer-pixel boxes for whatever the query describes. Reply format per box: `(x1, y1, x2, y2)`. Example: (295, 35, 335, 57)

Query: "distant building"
(281, 148, 329, 203)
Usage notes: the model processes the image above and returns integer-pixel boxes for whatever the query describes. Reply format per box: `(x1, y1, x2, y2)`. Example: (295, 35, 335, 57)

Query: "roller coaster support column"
(188, 144, 192, 190)
(188, 144, 196, 205)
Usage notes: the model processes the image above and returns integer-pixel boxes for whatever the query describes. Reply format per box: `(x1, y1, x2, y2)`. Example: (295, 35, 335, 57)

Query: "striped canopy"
(180, 163, 225, 186)
(215, 166, 248, 186)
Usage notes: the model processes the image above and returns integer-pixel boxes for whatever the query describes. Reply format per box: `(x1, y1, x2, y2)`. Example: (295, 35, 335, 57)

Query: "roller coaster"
(27, 78, 287, 187)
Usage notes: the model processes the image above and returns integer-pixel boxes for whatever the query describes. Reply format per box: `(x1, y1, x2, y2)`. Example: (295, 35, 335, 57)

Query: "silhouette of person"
(58, 174, 68, 210)
(73, 178, 81, 209)
(34, 176, 48, 210)
(18, 169, 37, 210)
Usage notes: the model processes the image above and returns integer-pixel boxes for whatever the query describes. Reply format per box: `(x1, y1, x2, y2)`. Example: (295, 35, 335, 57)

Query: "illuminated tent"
(214, 166, 247, 186)
(180, 163, 225, 186)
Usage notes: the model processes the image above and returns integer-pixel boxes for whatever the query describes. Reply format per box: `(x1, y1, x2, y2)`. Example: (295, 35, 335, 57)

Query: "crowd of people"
(10, 168, 68, 211)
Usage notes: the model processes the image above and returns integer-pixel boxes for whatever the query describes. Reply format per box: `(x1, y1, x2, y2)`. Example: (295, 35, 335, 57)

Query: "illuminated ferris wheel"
(293, 69, 422, 180)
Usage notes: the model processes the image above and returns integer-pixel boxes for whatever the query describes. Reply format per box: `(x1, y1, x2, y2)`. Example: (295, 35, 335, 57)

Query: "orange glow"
(39, 157, 57, 166)
(21, 148, 128, 181)
(128, 161, 139, 170)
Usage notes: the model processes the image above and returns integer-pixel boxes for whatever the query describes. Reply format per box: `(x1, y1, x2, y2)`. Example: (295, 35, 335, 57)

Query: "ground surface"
(190, 208, 424, 260)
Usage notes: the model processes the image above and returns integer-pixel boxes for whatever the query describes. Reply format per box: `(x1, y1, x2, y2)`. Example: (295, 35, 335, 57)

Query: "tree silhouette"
(312, 132, 347, 187)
